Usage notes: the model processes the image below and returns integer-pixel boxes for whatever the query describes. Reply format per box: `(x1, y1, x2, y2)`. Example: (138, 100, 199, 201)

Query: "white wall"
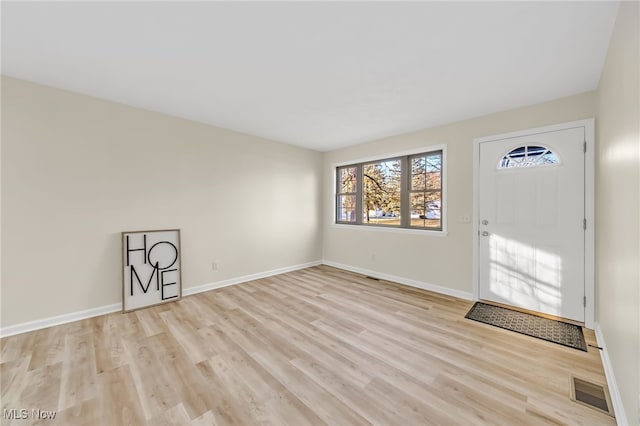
(596, 2, 640, 424)
(323, 92, 596, 295)
(1, 76, 323, 328)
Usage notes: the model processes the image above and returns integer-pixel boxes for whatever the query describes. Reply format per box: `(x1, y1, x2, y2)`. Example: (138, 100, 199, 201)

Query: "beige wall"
(323, 92, 596, 294)
(1, 76, 323, 328)
(596, 1, 640, 424)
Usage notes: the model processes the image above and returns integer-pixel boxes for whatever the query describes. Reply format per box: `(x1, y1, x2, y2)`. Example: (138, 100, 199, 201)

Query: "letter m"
(129, 264, 158, 296)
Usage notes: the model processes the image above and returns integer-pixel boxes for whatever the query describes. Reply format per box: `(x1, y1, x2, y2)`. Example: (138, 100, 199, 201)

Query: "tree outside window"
(336, 150, 443, 231)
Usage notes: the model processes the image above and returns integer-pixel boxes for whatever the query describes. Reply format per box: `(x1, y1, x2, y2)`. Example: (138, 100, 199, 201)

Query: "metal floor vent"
(570, 377, 614, 417)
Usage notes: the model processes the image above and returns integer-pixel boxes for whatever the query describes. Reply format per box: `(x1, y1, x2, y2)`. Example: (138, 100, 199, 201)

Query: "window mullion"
(356, 164, 363, 225)
(336, 169, 341, 223)
(400, 156, 409, 228)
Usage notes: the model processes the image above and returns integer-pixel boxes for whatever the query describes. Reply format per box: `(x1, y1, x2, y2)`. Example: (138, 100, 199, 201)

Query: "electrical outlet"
(371, 253, 377, 262)
(212, 262, 218, 271)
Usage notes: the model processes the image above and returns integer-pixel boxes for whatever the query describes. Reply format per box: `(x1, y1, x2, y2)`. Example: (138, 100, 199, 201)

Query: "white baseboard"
(182, 260, 322, 296)
(321, 260, 473, 301)
(1, 260, 466, 338)
(595, 323, 628, 426)
(0, 303, 121, 338)
(0, 260, 322, 339)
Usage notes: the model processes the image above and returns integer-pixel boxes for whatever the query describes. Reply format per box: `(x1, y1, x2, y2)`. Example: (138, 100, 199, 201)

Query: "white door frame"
(472, 119, 595, 329)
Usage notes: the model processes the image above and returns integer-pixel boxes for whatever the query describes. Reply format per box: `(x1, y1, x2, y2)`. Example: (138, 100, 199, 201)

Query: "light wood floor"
(1, 266, 615, 425)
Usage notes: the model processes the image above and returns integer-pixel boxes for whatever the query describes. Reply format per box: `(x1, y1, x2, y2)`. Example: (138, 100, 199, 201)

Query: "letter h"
(126, 234, 147, 266)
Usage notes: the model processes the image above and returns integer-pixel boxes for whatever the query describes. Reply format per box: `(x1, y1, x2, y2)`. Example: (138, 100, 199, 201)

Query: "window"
(409, 152, 442, 228)
(363, 159, 401, 225)
(336, 149, 443, 231)
(336, 166, 357, 222)
(498, 145, 559, 169)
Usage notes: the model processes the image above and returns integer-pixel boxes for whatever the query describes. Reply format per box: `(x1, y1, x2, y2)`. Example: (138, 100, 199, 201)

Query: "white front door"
(478, 127, 585, 322)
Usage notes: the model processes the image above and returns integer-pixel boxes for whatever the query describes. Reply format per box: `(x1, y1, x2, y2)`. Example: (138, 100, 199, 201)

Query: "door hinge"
(583, 296, 587, 307)
(583, 218, 587, 230)
(584, 141, 587, 153)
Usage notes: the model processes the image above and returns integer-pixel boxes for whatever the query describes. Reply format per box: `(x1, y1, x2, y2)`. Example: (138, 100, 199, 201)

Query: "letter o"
(147, 241, 178, 270)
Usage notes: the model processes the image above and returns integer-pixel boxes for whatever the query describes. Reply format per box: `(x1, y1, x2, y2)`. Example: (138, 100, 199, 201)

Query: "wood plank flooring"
(1, 266, 615, 425)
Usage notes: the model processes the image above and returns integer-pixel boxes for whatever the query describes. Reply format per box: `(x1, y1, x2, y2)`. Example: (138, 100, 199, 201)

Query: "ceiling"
(2, 2, 619, 152)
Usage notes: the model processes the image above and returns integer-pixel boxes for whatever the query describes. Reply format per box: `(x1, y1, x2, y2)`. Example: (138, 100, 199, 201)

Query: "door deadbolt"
(482, 220, 489, 225)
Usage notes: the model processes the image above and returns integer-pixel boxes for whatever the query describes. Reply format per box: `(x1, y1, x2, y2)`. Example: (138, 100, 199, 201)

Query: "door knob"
(481, 231, 489, 236)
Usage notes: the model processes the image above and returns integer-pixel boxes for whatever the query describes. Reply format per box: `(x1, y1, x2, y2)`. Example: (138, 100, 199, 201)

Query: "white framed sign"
(122, 229, 182, 312)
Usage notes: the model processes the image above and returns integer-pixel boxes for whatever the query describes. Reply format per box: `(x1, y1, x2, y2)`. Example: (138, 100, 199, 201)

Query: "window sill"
(330, 223, 448, 237)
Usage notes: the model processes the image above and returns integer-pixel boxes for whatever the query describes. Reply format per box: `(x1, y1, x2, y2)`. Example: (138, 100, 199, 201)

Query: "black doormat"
(465, 302, 587, 351)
